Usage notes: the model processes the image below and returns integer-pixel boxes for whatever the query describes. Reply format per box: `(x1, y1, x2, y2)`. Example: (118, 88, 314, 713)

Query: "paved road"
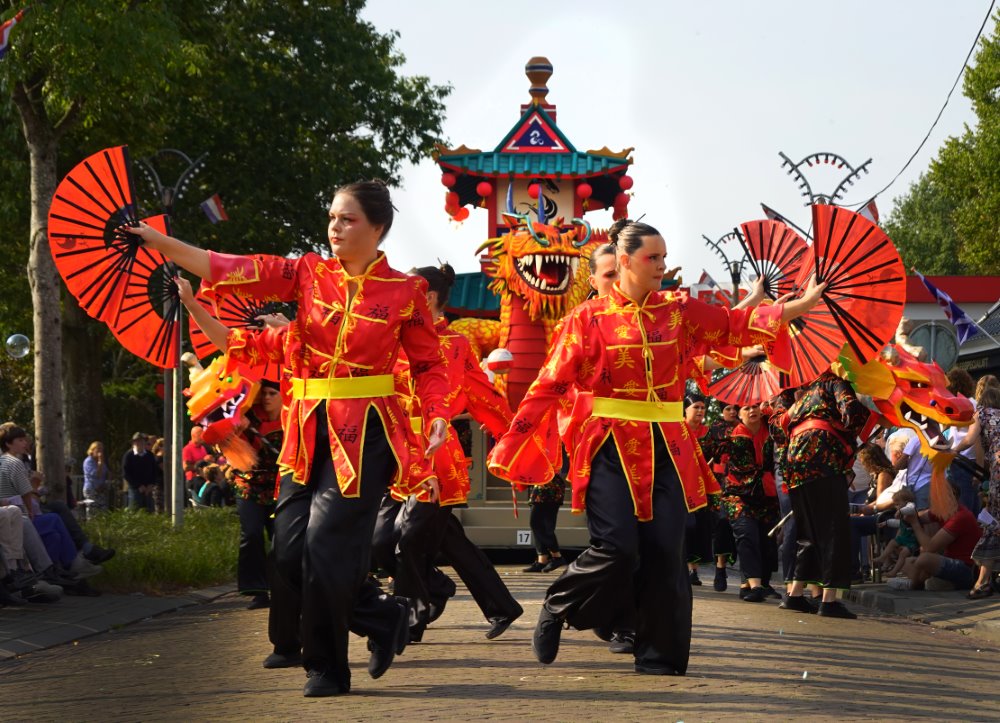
(4, 567, 999, 721)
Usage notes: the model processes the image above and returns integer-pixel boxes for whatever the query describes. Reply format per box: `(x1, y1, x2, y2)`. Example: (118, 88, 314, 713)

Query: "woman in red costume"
(389, 263, 523, 642)
(488, 218, 824, 675)
(130, 181, 449, 697)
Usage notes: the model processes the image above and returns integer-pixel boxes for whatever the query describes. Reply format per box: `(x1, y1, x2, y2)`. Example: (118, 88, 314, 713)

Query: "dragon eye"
(910, 381, 928, 389)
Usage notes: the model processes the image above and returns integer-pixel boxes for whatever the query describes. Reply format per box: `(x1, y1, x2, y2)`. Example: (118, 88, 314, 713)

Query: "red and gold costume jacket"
(207, 251, 448, 497)
(393, 317, 513, 506)
(488, 284, 786, 520)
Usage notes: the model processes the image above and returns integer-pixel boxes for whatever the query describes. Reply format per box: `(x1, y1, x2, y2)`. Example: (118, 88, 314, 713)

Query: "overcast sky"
(362, 1, 988, 282)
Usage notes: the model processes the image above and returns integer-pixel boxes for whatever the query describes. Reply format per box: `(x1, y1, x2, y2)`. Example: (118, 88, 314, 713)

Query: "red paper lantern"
(476, 181, 493, 198)
(453, 207, 470, 222)
(614, 192, 629, 209)
(441, 172, 457, 188)
(528, 183, 542, 199)
(576, 182, 593, 199)
(618, 175, 634, 191)
(445, 191, 459, 207)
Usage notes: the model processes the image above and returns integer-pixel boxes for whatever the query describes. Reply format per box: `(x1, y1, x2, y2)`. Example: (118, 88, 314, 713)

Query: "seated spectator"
(873, 488, 920, 578)
(33, 465, 115, 565)
(888, 484, 980, 591)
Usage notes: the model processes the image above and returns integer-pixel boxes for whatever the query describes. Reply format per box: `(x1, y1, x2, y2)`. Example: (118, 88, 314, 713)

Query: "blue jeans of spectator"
(934, 556, 975, 590)
(947, 462, 980, 515)
(850, 515, 878, 578)
(127, 487, 153, 512)
(913, 484, 931, 511)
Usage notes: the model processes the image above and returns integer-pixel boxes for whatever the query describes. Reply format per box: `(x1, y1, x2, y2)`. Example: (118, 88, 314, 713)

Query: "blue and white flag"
(913, 269, 979, 345)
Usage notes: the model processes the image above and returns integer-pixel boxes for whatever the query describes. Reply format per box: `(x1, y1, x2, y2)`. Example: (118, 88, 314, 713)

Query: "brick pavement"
(3, 567, 1000, 721)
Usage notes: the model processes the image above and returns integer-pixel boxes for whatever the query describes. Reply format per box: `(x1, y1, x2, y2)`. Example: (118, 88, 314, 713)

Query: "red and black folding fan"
(708, 356, 788, 407)
(787, 203, 906, 385)
(48, 145, 181, 368)
(735, 219, 809, 300)
(188, 283, 295, 382)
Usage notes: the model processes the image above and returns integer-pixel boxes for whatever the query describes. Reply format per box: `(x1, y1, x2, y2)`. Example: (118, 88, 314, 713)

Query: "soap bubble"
(5, 334, 30, 359)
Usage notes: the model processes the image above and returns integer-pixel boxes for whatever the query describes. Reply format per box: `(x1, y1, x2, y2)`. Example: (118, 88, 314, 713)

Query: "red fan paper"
(189, 284, 295, 382)
(787, 204, 906, 385)
(736, 219, 809, 300)
(708, 357, 788, 407)
(48, 145, 180, 368)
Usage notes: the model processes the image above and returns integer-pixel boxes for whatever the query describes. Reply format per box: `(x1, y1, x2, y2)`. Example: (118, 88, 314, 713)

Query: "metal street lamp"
(702, 232, 746, 305)
(135, 150, 208, 528)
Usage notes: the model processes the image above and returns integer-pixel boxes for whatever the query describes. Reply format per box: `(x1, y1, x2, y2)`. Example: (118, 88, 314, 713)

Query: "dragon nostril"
(945, 407, 953, 415)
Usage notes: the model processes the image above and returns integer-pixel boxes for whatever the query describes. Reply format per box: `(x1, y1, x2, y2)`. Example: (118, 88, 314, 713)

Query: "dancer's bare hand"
(425, 418, 448, 457)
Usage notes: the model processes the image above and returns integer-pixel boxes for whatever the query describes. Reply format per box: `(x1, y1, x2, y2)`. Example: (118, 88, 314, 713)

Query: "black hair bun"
(439, 262, 456, 284)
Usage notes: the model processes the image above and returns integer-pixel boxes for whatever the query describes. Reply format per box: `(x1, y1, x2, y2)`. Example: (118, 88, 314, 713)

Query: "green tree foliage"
(884, 12, 1000, 275)
(0, 1, 450, 483)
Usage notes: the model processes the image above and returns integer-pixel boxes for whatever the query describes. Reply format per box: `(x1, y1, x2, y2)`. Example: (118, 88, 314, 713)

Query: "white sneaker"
(70, 553, 103, 579)
(924, 577, 956, 592)
(33, 579, 64, 596)
(887, 577, 912, 591)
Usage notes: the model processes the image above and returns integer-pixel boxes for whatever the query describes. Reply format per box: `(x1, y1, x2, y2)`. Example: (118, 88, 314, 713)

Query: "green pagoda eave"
(436, 151, 630, 178)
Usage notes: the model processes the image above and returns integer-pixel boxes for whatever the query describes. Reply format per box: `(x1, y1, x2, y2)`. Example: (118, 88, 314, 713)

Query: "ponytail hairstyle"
(607, 218, 660, 257)
(333, 179, 396, 242)
(588, 242, 617, 274)
(412, 262, 457, 310)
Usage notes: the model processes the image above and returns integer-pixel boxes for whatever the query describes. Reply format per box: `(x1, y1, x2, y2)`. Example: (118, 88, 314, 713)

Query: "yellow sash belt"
(592, 397, 683, 423)
(290, 374, 394, 400)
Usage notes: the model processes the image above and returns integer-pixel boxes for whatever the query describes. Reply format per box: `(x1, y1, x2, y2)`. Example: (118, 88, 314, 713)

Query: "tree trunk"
(62, 299, 107, 472)
(21, 120, 66, 497)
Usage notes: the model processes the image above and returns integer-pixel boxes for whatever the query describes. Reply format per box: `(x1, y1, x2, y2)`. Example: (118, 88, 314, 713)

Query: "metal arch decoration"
(778, 151, 872, 206)
(134, 149, 209, 216)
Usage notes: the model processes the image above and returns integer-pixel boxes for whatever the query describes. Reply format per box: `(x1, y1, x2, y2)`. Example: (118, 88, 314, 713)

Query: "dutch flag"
(200, 193, 229, 224)
(0, 10, 25, 60)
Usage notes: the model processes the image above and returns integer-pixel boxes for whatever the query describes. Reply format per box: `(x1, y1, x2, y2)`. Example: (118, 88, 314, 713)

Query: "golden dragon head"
(476, 213, 603, 320)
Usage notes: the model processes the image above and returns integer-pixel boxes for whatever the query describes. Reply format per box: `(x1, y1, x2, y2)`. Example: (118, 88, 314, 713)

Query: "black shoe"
(689, 569, 702, 586)
(6, 569, 40, 592)
(63, 579, 102, 597)
(303, 669, 347, 697)
(738, 585, 751, 599)
(742, 586, 766, 603)
(635, 662, 681, 675)
(522, 561, 547, 573)
(247, 593, 270, 610)
(818, 601, 858, 619)
(485, 605, 523, 640)
(84, 545, 116, 565)
(541, 557, 566, 573)
(713, 567, 728, 592)
(263, 651, 302, 669)
(0, 585, 26, 607)
(22, 584, 60, 603)
(779, 595, 817, 614)
(593, 626, 614, 643)
(367, 599, 409, 679)
(608, 631, 635, 655)
(532, 606, 563, 665)
(762, 585, 782, 600)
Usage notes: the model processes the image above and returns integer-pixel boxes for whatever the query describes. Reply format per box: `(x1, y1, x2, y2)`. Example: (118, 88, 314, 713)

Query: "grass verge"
(82, 508, 238, 595)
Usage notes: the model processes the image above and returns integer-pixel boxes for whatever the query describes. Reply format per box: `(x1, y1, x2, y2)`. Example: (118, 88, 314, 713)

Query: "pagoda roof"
(435, 105, 632, 178)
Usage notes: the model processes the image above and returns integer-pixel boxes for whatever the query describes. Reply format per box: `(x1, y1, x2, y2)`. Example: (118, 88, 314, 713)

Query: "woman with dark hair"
(387, 261, 522, 642)
(489, 218, 824, 675)
(130, 180, 450, 697)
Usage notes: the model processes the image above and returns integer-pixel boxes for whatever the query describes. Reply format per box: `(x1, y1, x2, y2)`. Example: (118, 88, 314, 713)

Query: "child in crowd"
(874, 487, 920, 577)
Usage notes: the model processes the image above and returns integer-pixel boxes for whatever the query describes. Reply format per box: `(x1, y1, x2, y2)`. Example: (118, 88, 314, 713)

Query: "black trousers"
(371, 494, 403, 575)
(269, 408, 401, 689)
(685, 507, 715, 564)
(237, 497, 275, 594)
(393, 498, 441, 630)
(530, 500, 561, 556)
(730, 514, 776, 584)
(789, 474, 852, 589)
(435, 507, 522, 622)
(545, 431, 691, 673)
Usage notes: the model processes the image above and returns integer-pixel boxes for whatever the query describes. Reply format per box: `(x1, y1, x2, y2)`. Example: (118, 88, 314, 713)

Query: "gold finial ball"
(525, 56, 552, 103)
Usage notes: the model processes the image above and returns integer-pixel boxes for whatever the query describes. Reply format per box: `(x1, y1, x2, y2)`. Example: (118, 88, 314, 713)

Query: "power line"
(844, 0, 997, 208)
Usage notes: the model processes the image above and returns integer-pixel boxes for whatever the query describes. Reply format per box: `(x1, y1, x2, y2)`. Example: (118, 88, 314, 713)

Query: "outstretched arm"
(175, 277, 230, 352)
(126, 222, 211, 279)
(779, 274, 826, 323)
